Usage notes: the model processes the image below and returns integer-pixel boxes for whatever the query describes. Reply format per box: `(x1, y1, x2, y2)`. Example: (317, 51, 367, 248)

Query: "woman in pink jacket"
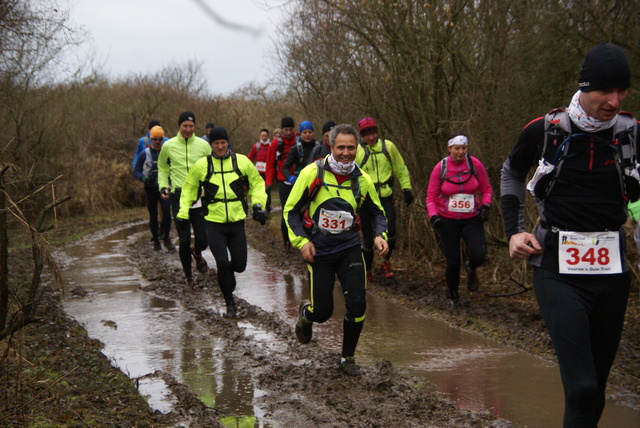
(426, 132, 492, 305)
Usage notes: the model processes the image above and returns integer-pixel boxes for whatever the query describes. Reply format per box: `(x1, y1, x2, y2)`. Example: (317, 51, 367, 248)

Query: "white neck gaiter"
(566, 90, 617, 132)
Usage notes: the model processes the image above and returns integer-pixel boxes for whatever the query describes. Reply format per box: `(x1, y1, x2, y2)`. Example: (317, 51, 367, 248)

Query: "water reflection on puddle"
(61, 223, 639, 428)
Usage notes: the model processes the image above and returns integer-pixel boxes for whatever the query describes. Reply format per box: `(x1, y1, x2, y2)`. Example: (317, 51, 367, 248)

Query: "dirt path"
(130, 220, 511, 427)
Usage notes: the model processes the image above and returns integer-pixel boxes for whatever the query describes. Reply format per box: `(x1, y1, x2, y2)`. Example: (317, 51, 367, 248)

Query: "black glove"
(403, 189, 414, 206)
(265, 184, 272, 194)
(252, 204, 267, 225)
(160, 187, 170, 198)
(480, 204, 490, 223)
(174, 217, 189, 232)
(430, 215, 442, 230)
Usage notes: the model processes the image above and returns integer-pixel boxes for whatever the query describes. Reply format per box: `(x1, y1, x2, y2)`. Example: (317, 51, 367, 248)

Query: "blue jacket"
(132, 134, 168, 169)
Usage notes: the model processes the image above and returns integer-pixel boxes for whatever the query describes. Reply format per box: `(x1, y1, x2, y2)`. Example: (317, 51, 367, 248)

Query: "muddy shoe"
(191, 247, 209, 273)
(381, 260, 395, 279)
(339, 357, 363, 377)
(223, 305, 237, 319)
(295, 300, 313, 344)
(153, 241, 162, 251)
(185, 278, 195, 291)
(163, 238, 176, 252)
(465, 261, 479, 292)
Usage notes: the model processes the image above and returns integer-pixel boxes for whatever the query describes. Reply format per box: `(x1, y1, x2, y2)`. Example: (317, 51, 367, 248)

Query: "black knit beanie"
(281, 116, 294, 128)
(578, 42, 630, 92)
(178, 111, 196, 126)
(208, 126, 229, 142)
(148, 119, 160, 130)
(322, 121, 336, 134)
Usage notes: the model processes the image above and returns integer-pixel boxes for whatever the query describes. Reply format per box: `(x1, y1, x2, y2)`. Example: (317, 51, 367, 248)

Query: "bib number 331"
(318, 208, 353, 234)
(558, 231, 621, 274)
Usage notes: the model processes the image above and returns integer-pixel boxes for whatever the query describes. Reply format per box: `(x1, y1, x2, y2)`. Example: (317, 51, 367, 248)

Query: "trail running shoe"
(185, 278, 195, 291)
(295, 300, 313, 344)
(153, 241, 162, 251)
(163, 237, 176, 252)
(339, 357, 363, 376)
(381, 260, 395, 279)
(223, 305, 237, 319)
(191, 247, 209, 273)
(465, 261, 479, 292)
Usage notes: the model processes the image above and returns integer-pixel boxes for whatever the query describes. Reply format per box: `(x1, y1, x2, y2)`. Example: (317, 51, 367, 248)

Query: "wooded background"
(2, 0, 639, 261)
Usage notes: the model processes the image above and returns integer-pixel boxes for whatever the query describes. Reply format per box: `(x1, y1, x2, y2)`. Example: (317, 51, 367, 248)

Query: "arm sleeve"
(389, 142, 412, 190)
(265, 138, 278, 186)
(157, 144, 170, 191)
(425, 162, 442, 218)
(500, 118, 544, 240)
(472, 158, 493, 206)
(283, 167, 313, 250)
(177, 159, 204, 220)
(247, 144, 257, 163)
(133, 151, 146, 182)
(243, 157, 267, 208)
(281, 147, 297, 180)
(361, 177, 389, 239)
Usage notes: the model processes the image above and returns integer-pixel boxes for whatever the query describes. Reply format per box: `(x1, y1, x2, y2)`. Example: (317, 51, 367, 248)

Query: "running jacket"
(265, 134, 296, 186)
(501, 112, 640, 270)
(355, 139, 412, 198)
(281, 139, 318, 180)
(426, 155, 492, 220)
(248, 140, 271, 174)
(133, 147, 161, 188)
(284, 158, 388, 256)
(157, 134, 211, 191)
(177, 153, 267, 224)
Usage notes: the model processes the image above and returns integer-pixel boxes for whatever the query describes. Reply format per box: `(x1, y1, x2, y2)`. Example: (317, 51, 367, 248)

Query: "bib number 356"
(558, 231, 621, 274)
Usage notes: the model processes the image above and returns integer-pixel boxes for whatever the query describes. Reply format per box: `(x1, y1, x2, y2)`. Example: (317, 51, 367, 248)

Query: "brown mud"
(2, 209, 638, 426)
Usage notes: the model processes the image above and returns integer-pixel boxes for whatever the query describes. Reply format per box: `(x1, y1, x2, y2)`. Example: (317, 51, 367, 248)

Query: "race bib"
(255, 161, 266, 173)
(191, 198, 202, 209)
(558, 231, 621, 274)
(318, 208, 353, 234)
(448, 194, 475, 213)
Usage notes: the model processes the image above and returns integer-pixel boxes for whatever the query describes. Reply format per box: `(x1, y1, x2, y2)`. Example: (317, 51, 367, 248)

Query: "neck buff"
(567, 90, 617, 132)
(212, 149, 231, 160)
(327, 154, 356, 176)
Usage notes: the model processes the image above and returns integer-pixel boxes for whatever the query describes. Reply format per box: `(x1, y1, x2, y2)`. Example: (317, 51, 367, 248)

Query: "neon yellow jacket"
(177, 153, 267, 223)
(284, 158, 387, 256)
(355, 139, 412, 198)
(157, 134, 211, 191)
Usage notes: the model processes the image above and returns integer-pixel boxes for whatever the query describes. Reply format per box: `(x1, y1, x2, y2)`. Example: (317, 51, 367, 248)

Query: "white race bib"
(448, 194, 475, 213)
(318, 208, 353, 234)
(191, 198, 202, 209)
(558, 231, 621, 274)
(255, 161, 266, 173)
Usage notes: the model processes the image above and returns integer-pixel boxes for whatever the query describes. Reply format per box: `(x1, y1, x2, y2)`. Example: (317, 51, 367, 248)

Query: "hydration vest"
(200, 152, 249, 213)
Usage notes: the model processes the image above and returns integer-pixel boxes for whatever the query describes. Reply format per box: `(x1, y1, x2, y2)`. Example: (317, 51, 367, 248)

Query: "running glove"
(403, 189, 414, 206)
(252, 204, 267, 225)
(480, 204, 490, 223)
(430, 215, 442, 230)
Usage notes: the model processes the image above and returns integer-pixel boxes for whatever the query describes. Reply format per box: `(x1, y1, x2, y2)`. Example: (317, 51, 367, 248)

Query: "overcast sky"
(67, 0, 286, 94)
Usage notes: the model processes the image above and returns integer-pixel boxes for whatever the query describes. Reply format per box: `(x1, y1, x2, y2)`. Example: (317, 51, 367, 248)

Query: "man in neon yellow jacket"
(355, 117, 413, 280)
(178, 126, 268, 318)
(284, 123, 388, 376)
(158, 111, 212, 289)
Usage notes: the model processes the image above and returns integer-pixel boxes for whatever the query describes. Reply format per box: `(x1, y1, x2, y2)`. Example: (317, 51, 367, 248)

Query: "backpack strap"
(359, 139, 391, 168)
(439, 155, 477, 184)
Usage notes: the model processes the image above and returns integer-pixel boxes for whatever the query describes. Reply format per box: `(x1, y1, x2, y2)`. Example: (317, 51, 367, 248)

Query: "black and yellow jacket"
(284, 158, 388, 256)
(177, 152, 267, 223)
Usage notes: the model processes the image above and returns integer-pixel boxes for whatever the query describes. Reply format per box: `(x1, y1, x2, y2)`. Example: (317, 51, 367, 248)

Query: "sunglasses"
(151, 137, 163, 141)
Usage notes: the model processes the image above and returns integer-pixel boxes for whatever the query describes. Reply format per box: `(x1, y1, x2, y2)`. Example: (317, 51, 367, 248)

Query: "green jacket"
(157, 134, 211, 191)
(284, 158, 387, 256)
(177, 153, 267, 223)
(355, 139, 412, 198)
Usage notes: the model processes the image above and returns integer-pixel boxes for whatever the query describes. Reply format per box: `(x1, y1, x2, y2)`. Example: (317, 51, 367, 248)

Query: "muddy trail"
(114, 220, 506, 428)
(59, 213, 640, 427)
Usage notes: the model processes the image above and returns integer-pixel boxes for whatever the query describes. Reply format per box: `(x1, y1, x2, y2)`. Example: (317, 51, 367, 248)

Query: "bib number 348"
(558, 231, 621, 274)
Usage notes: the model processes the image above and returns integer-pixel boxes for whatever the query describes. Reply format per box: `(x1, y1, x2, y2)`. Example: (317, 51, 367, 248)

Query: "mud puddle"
(60, 222, 639, 427)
